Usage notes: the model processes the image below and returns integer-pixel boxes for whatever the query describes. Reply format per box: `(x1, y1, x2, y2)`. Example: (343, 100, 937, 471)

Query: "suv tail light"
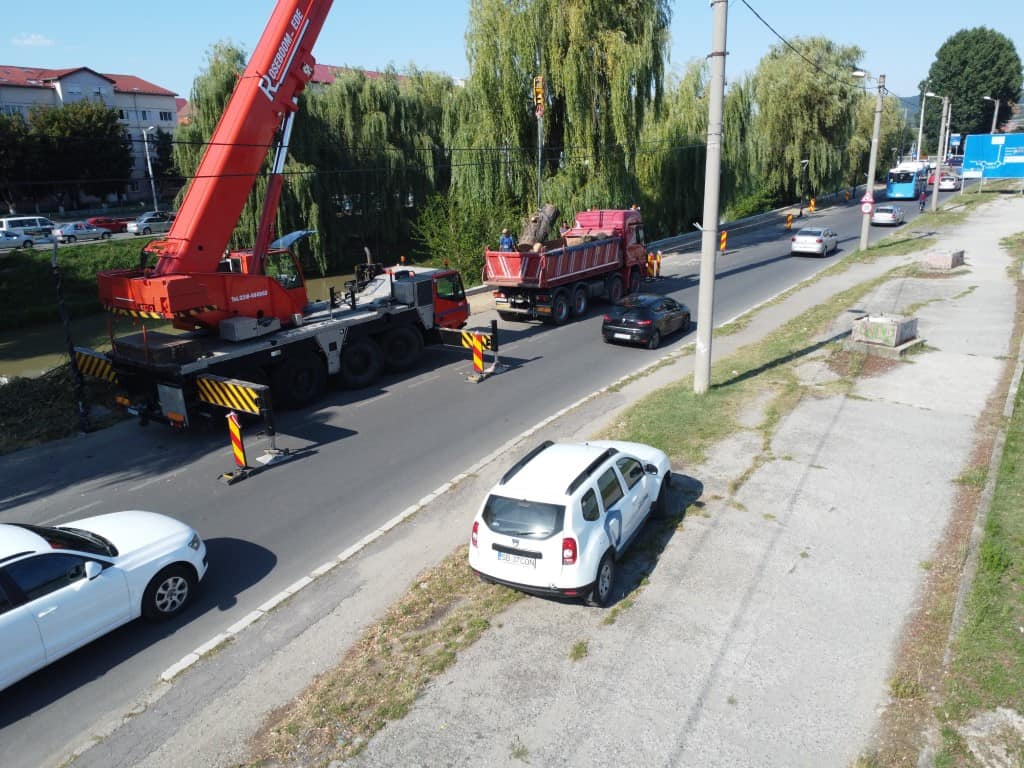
(471, 520, 479, 548)
(562, 537, 578, 565)
(635, 319, 652, 326)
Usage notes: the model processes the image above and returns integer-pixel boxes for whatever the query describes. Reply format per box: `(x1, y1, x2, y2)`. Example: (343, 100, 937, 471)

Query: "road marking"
(127, 475, 173, 492)
(40, 500, 101, 525)
(353, 392, 392, 408)
(407, 372, 441, 389)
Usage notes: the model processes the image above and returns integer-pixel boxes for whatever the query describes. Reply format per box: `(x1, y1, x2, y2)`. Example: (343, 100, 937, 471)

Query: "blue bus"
(885, 164, 927, 200)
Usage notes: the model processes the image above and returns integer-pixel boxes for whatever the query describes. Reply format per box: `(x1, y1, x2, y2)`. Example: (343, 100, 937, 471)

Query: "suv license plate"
(614, 333, 631, 340)
(497, 551, 536, 568)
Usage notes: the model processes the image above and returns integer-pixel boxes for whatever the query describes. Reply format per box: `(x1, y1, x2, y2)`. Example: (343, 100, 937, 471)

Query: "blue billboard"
(962, 133, 1024, 179)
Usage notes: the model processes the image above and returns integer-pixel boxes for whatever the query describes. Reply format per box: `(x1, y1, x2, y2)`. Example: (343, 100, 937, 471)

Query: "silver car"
(938, 175, 961, 191)
(53, 221, 112, 243)
(870, 205, 905, 226)
(790, 227, 839, 256)
(127, 211, 175, 235)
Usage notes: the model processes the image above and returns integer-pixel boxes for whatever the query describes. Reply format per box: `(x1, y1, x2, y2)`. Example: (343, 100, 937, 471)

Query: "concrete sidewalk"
(70, 196, 1024, 768)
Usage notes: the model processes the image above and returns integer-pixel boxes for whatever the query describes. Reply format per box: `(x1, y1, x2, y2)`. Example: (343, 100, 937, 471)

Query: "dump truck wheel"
(550, 291, 570, 325)
(571, 285, 589, 317)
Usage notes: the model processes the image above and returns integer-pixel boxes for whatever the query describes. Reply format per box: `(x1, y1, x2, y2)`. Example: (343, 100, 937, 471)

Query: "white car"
(790, 227, 839, 256)
(870, 205, 905, 226)
(938, 175, 962, 191)
(127, 211, 175, 235)
(0, 229, 51, 249)
(469, 440, 672, 606)
(0, 511, 208, 691)
(53, 221, 112, 243)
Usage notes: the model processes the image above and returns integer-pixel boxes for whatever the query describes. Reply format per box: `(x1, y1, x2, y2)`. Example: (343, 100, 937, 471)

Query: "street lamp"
(142, 125, 159, 212)
(916, 91, 936, 161)
(983, 95, 1000, 134)
(853, 70, 885, 251)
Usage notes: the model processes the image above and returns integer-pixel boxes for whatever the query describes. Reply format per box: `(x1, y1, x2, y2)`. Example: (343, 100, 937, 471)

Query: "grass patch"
(252, 547, 523, 765)
(931, 363, 1024, 763)
(569, 640, 589, 661)
(510, 735, 530, 761)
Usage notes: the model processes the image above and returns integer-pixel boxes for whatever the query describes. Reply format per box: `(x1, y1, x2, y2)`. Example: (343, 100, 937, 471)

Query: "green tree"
(0, 113, 34, 213)
(752, 37, 863, 203)
(28, 100, 132, 208)
(920, 27, 1023, 143)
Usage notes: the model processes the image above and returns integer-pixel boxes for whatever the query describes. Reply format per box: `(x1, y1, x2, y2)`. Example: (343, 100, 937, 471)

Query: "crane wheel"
(271, 352, 326, 406)
(339, 338, 383, 389)
(381, 326, 424, 372)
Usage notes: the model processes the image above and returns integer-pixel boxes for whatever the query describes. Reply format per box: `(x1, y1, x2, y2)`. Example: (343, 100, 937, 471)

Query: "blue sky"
(1, 1, 1020, 103)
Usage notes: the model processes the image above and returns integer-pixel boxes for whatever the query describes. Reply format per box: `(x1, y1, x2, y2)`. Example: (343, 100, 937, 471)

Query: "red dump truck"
(483, 208, 649, 324)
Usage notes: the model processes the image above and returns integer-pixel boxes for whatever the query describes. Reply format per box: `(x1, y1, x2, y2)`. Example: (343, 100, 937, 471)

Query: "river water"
(0, 274, 356, 380)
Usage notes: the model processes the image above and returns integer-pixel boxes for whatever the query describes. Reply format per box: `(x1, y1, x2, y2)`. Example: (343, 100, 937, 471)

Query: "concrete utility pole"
(859, 73, 884, 252)
(916, 91, 936, 160)
(142, 126, 159, 212)
(984, 95, 1000, 133)
(694, 0, 728, 395)
(931, 96, 949, 213)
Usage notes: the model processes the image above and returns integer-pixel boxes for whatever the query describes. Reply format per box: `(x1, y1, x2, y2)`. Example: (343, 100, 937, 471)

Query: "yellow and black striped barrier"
(438, 321, 505, 382)
(196, 374, 266, 416)
(73, 348, 117, 383)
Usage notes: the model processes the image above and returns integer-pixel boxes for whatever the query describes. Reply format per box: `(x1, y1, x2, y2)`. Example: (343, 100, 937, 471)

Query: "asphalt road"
(0, 186, 968, 768)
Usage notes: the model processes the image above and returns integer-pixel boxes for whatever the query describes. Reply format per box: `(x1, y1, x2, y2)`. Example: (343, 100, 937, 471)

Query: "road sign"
(861, 202, 873, 214)
(950, 133, 961, 147)
(860, 193, 874, 203)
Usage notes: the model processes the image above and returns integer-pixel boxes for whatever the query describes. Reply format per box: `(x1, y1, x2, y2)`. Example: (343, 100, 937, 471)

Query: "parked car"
(0, 215, 56, 240)
(86, 216, 134, 234)
(870, 205, 906, 226)
(0, 510, 207, 692)
(53, 221, 112, 243)
(938, 175, 962, 191)
(0, 230, 40, 249)
(790, 227, 839, 256)
(602, 293, 691, 350)
(469, 440, 672, 606)
(127, 211, 175, 235)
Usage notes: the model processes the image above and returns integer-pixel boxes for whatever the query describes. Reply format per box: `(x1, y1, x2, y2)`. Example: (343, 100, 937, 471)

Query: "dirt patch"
(826, 348, 902, 380)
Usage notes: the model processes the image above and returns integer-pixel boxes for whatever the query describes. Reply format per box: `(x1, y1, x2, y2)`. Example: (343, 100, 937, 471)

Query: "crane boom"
(148, 0, 332, 276)
(98, 0, 334, 330)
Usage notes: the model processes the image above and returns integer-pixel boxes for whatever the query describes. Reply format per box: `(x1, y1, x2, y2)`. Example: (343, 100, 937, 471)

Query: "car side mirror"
(645, 463, 659, 475)
(84, 561, 103, 580)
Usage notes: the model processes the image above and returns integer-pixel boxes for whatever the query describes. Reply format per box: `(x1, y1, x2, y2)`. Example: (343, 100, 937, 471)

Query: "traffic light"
(533, 76, 545, 107)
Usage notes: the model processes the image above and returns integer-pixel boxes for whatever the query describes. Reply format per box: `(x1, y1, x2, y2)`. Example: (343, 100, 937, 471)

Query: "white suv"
(469, 440, 672, 606)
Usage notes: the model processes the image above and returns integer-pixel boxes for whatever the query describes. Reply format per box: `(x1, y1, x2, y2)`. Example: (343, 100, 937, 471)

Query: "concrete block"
(851, 314, 918, 347)
(921, 248, 965, 270)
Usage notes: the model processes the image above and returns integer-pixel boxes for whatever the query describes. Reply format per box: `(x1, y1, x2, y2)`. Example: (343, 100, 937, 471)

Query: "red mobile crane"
(88, 0, 470, 428)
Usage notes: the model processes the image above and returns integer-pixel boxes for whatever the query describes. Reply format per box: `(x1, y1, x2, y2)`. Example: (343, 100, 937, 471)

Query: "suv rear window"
(482, 494, 565, 539)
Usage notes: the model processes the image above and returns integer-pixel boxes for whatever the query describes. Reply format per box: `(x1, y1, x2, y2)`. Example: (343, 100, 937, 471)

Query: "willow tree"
(288, 67, 455, 273)
(450, 0, 671, 233)
(752, 37, 863, 203)
(634, 61, 707, 238)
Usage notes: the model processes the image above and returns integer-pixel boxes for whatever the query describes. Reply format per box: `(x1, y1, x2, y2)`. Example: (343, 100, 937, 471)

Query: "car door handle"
(37, 607, 57, 618)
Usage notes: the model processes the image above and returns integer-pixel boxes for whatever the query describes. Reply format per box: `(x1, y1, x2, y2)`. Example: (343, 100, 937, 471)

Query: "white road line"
(407, 372, 441, 389)
(41, 500, 101, 525)
(353, 392, 393, 408)
(127, 475, 173, 493)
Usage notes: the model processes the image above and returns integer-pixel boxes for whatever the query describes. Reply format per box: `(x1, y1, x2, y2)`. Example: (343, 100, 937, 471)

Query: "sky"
(1, 0, 1021, 105)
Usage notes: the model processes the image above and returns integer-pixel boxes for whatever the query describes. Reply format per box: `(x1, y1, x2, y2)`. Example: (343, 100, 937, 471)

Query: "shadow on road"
(0, 536, 275, 727)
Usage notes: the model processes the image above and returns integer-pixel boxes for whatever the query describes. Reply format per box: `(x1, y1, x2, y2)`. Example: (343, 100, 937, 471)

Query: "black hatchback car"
(602, 293, 691, 349)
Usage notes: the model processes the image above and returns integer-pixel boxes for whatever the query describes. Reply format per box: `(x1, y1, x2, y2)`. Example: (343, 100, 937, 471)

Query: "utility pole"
(984, 95, 1000, 134)
(916, 91, 936, 161)
(931, 96, 949, 213)
(694, 0, 728, 395)
(142, 125, 159, 212)
(859, 73, 884, 252)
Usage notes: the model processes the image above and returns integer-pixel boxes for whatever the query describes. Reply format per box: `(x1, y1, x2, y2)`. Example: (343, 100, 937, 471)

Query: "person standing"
(499, 228, 515, 252)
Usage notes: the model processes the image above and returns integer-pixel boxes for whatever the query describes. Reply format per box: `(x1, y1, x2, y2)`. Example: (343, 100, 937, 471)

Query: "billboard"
(962, 133, 1024, 179)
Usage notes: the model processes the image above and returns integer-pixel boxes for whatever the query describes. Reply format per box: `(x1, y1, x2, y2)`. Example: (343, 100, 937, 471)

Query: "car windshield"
(481, 494, 565, 539)
(12, 523, 117, 557)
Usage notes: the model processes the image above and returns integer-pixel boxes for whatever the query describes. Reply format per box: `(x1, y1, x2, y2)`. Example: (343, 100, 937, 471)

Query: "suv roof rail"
(566, 447, 619, 495)
(500, 440, 554, 485)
